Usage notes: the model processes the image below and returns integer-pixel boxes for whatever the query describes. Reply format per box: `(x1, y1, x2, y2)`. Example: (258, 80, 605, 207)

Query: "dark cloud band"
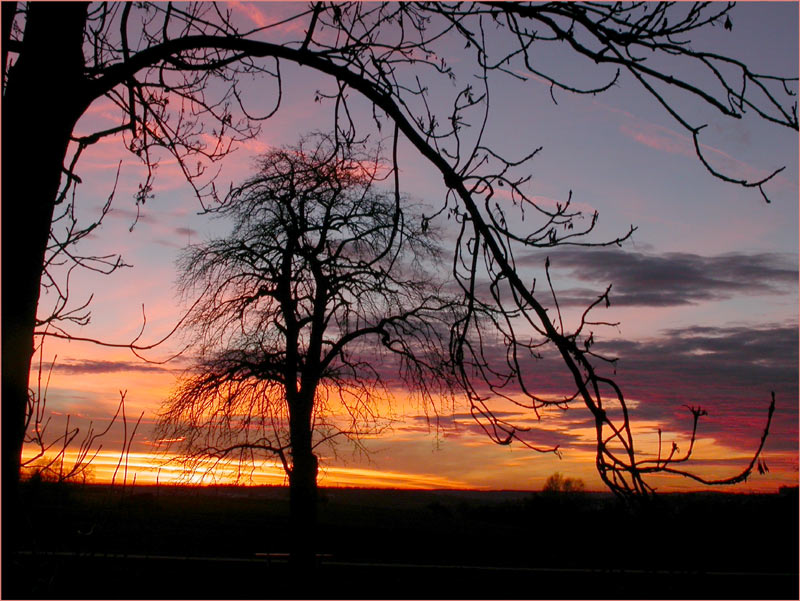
(519, 248, 797, 307)
(39, 359, 173, 375)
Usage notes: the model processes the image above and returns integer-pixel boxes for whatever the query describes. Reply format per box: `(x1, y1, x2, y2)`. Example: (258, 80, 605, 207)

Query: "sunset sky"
(27, 2, 798, 493)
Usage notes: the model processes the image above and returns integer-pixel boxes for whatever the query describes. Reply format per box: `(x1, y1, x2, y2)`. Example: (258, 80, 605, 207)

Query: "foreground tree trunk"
(287, 392, 319, 572)
(1, 2, 89, 558)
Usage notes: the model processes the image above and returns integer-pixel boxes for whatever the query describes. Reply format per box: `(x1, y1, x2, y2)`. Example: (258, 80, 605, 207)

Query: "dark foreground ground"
(4, 483, 798, 599)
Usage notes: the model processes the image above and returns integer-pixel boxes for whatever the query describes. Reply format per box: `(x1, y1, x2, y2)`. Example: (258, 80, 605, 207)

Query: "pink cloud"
(619, 122, 694, 157)
(77, 97, 124, 129)
(618, 118, 791, 189)
(229, 1, 269, 28)
(229, 2, 308, 36)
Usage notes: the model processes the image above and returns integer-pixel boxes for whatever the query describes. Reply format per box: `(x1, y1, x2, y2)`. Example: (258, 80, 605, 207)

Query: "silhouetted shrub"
(542, 472, 585, 494)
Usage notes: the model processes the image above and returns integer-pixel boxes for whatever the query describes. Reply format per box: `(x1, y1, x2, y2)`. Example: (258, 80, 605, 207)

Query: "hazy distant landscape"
(10, 481, 798, 599)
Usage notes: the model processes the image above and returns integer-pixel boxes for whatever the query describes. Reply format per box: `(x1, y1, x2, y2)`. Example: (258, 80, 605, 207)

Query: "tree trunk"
(1, 1, 89, 561)
(288, 393, 319, 573)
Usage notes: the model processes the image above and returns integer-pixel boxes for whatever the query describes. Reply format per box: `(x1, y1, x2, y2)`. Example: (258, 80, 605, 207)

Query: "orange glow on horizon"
(21, 441, 795, 494)
(27, 336, 795, 495)
(21, 447, 477, 490)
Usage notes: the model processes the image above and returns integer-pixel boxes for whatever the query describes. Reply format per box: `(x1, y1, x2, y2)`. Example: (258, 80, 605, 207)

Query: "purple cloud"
(40, 359, 174, 375)
(519, 248, 797, 307)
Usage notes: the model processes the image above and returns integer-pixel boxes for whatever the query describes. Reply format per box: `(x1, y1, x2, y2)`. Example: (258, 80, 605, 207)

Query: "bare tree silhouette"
(543, 473, 585, 494)
(3, 2, 796, 550)
(156, 133, 456, 566)
(22, 331, 145, 489)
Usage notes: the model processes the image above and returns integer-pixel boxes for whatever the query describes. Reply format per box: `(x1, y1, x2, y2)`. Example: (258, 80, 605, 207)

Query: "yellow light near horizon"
(21, 447, 473, 489)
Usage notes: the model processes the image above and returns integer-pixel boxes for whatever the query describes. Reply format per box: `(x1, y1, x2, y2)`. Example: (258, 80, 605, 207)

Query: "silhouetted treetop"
(175, 134, 455, 393)
(158, 132, 458, 564)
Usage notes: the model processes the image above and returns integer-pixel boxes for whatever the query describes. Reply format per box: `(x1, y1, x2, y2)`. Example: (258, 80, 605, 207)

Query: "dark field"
(5, 482, 798, 599)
